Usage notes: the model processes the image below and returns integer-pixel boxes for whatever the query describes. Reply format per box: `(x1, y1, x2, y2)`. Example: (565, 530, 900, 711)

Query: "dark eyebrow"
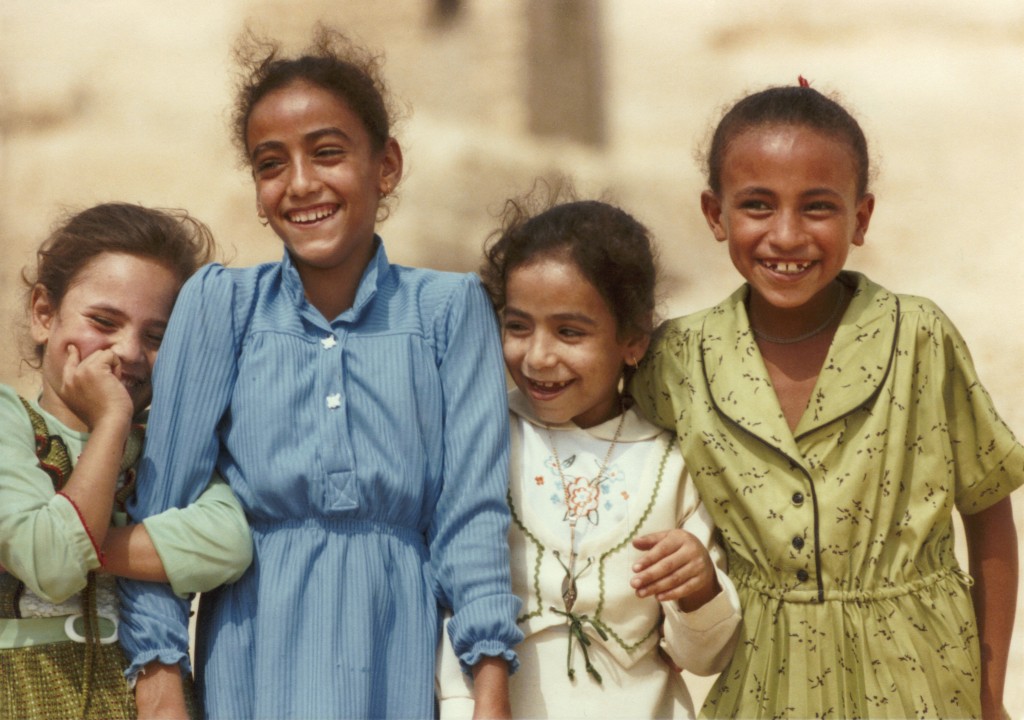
(734, 186, 844, 200)
(734, 186, 775, 198)
(504, 306, 597, 326)
(800, 187, 844, 199)
(250, 127, 353, 161)
(305, 127, 352, 144)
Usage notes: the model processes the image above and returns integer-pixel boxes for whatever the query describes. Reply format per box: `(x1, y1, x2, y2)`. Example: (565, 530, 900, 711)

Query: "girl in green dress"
(630, 81, 1021, 719)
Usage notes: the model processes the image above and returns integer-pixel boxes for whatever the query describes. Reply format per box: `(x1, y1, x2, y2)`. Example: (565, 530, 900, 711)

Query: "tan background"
(1, 1, 1022, 715)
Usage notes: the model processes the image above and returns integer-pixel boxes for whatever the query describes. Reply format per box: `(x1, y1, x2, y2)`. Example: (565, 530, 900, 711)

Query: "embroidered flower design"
(535, 476, 545, 486)
(564, 476, 600, 521)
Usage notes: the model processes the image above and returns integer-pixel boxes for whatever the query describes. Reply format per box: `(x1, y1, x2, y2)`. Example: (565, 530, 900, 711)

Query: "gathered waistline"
(733, 565, 973, 603)
(248, 516, 425, 544)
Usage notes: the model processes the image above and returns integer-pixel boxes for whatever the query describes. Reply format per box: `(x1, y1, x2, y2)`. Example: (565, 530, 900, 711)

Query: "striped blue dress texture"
(118, 241, 522, 719)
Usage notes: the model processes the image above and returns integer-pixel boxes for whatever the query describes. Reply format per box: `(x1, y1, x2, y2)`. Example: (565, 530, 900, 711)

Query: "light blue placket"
(296, 240, 387, 512)
(315, 317, 358, 511)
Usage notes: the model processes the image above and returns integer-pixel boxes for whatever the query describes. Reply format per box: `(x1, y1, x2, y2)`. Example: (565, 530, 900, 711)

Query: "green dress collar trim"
(698, 271, 900, 458)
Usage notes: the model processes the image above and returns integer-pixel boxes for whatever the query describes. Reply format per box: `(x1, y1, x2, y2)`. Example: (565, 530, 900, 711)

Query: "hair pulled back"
(705, 85, 871, 197)
(22, 202, 216, 365)
(481, 180, 657, 341)
(231, 24, 397, 161)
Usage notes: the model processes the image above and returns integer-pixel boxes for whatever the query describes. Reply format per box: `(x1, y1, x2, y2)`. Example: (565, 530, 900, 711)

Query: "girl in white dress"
(438, 192, 741, 719)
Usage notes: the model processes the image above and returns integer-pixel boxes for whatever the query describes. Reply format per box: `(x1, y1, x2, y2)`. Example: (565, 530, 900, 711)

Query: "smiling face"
(502, 256, 648, 429)
(247, 79, 402, 285)
(701, 124, 874, 323)
(31, 252, 181, 429)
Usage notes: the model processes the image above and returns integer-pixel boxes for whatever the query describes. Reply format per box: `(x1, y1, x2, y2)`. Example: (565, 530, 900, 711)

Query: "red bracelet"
(56, 491, 106, 567)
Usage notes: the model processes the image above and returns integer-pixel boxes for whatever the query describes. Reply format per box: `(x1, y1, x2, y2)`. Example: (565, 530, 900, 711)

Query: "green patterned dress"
(631, 272, 1024, 719)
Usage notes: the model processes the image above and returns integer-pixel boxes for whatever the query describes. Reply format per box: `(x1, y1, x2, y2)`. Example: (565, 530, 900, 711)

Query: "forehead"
(722, 124, 860, 192)
(63, 252, 180, 308)
(507, 257, 611, 314)
(246, 80, 369, 149)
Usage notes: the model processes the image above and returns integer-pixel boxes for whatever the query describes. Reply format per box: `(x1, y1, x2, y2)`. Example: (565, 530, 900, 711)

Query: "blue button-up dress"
(119, 241, 521, 718)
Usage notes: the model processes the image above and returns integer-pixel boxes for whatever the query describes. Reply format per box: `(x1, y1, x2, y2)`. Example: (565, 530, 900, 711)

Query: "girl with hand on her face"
(0, 203, 251, 719)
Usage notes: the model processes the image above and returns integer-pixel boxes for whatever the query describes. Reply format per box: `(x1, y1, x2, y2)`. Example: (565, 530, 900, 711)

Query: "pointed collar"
(280, 237, 391, 326)
(699, 272, 899, 455)
(508, 388, 663, 443)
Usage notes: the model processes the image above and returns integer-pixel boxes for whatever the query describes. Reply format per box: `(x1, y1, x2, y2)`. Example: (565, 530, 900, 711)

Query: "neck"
(294, 245, 376, 322)
(749, 280, 846, 344)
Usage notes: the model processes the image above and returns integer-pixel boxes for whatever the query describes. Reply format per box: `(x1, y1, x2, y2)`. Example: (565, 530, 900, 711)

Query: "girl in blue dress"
(118, 27, 521, 719)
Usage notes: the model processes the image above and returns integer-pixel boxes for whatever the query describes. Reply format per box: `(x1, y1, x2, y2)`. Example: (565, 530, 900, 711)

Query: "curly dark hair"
(231, 24, 397, 153)
(481, 179, 657, 341)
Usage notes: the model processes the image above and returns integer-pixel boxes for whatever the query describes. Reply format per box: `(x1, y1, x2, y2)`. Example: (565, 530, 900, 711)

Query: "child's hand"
(58, 344, 134, 430)
(631, 529, 721, 611)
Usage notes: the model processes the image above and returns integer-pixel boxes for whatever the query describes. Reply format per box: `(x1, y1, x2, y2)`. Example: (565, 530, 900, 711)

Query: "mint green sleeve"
(141, 474, 252, 596)
(0, 386, 100, 602)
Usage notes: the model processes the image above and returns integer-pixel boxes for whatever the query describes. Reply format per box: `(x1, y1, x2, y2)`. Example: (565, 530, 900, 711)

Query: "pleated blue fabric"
(119, 241, 521, 719)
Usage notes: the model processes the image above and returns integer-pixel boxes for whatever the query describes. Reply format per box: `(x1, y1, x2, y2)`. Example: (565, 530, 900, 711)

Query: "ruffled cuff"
(117, 578, 193, 680)
(446, 593, 523, 675)
(123, 648, 192, 684)
(456, 639, 520, 676)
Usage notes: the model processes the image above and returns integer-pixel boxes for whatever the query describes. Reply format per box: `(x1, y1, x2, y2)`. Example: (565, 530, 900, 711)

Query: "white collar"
(508, 388, 663, 443)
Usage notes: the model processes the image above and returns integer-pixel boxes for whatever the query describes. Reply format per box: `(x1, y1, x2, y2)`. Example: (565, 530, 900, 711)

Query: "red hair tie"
(798, 75, 811, 88)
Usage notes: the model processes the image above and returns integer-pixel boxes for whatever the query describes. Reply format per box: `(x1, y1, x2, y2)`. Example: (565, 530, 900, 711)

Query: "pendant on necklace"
(561, 574, 578, 612)
(561, 546, 578, 612)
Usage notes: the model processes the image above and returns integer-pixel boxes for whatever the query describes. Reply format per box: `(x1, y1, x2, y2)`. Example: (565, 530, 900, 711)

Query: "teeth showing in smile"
(287, 206, 336, 224)
(530, 379, 570, 391)
(763, 260, 811, 274)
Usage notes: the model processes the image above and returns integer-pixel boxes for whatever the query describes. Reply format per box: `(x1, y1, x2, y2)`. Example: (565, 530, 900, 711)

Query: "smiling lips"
(286, 205, 338, 224)
(527, 378, 573, 397)
(761, 259, 813, 275)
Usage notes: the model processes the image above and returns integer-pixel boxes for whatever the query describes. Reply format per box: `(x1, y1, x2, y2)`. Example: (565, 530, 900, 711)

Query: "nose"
(287, 157, 321, 198)
(112, 331, 146, 369)
(524, 332, 557, 372)
(767, 208, 807, 252)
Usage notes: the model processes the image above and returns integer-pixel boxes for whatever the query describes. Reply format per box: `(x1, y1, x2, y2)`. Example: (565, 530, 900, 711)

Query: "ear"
(378, 137, 404, 195)
(700, 190, 728, 243)
(852, 193, 875, 247)
(623, 331, 652, 368)
(29, 285, 56, 346)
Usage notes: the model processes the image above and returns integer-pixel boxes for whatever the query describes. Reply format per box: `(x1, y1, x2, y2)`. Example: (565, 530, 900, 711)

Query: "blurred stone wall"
(2, 1, 1022, 712)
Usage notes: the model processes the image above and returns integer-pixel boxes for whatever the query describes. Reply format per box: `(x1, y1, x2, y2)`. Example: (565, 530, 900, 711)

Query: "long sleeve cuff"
(661, 566, 742, 676)
(446, 593, 523, 675)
